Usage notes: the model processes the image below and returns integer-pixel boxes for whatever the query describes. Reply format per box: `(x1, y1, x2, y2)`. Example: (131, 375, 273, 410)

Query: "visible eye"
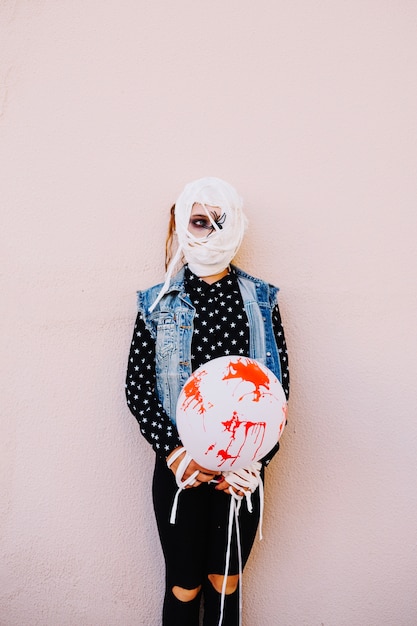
(191, 218, 212, 229)
(188, 210, 226, 237)
(188, 217, 215, 236)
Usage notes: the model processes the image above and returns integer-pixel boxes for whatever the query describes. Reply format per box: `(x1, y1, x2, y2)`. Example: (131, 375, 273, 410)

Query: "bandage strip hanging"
(168, 452, 264, 626)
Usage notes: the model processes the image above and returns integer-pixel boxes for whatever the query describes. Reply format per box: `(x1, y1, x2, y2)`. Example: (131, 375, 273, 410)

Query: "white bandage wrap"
(149, 177, 247, 312)
(222, 461, 263, 512)
(222, 461, 264, 539)
(217, 462, 264, 626)
(167, 447, 199, 524)
(175, 177, 247, 278)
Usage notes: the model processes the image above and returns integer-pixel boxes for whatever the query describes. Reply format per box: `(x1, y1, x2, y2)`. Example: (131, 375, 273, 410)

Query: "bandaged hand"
(215, 462, 263, 510)
(166, 447, 218, 488)
(167, 447, 221, 525)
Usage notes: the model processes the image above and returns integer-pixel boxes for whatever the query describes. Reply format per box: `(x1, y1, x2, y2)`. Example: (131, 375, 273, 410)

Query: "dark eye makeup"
(190, 216, 213, 230)
(189, 211, 226, 233)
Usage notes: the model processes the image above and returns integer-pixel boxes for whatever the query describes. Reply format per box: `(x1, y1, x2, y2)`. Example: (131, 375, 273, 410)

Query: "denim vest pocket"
(154, 313, 176, 357)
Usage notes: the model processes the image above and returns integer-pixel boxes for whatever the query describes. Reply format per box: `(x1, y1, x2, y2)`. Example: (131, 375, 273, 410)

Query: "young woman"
(125, 177, 289, 626)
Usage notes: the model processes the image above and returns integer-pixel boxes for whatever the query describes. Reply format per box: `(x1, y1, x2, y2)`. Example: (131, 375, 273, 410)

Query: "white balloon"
(176, 356, 287, 471)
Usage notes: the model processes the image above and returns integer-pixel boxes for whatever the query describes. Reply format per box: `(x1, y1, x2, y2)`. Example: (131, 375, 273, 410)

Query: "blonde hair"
(165, 204, 176, 271)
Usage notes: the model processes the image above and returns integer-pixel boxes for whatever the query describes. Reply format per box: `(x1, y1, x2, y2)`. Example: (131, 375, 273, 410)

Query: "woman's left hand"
(215, 476, 249, 497)
(215, 477, 243, 496)
(215, 462, 262, 497)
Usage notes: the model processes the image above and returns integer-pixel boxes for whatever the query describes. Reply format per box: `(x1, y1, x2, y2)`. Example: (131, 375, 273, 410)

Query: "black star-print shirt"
(125, 266, 290, 465)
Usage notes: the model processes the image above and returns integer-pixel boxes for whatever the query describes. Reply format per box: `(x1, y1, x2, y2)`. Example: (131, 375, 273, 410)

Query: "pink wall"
(1, 2, 417, 624)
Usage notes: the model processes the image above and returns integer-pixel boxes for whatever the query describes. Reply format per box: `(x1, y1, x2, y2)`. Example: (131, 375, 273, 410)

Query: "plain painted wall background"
(1, 2, 417, 625)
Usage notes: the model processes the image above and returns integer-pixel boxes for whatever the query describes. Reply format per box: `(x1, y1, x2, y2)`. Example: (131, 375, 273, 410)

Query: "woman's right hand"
(166, 447, 219, 488)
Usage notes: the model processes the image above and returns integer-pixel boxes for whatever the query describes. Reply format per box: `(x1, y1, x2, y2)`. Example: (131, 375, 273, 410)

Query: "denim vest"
(137, 265, 282, 424)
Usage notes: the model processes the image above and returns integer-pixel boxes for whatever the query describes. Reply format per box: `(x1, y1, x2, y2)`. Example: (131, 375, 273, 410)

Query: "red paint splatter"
(222, 358, 272, 402)
(216, 411, 266, 467)
(181, 370, 212, 420)
(205, 443, 216, 455)
(280, 404, 288, 432)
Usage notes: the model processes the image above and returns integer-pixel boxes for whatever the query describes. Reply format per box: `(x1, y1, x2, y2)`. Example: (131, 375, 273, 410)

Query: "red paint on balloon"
(181, 370, 212, 419)
(222, 358, 272, 401)
(214, 411, 267, 467)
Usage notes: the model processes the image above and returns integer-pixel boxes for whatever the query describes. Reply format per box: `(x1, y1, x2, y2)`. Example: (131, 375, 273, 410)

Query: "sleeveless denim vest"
(137, 265, 282, 424)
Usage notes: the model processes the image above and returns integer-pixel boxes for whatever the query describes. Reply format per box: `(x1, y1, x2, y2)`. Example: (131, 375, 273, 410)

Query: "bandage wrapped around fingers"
(167, 447, 199, 488)
(222, 461, 263, 512)
(167, 447, 200, 523)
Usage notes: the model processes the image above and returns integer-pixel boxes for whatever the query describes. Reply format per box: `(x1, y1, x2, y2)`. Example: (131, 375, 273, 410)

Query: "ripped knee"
(172, 584, 202, 602)
(208, 573, 240, 595)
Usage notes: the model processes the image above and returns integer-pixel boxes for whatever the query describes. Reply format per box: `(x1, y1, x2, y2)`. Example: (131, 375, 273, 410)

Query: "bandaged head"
(149, 177, 248, 312)
(174, 176, 247, 277)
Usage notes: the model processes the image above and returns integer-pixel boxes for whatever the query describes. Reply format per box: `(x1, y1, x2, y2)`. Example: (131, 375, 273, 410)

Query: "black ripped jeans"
(152, 456, 263, 625)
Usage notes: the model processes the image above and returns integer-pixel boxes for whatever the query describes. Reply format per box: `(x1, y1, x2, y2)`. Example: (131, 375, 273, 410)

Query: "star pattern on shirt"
(184, 269, 249, 370)
(125, 317, 182, 456)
